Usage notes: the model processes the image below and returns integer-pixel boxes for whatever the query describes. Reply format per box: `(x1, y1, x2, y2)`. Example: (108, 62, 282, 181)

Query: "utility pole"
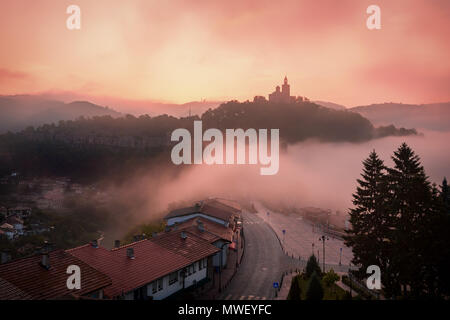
(319, 235, 329, 272)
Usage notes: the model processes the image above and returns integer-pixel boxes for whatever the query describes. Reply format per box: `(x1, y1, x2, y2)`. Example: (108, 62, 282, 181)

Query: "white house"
(165, 199, 241, 228)
(67, 230, 220, 300)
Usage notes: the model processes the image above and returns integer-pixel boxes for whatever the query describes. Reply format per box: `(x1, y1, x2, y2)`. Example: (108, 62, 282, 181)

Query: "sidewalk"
(276, 272, 298, 300)
(195, 235, 245, 300)
(255, 203, 354, 272)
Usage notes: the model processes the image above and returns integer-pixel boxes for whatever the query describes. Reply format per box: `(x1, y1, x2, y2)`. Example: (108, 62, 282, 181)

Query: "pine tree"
(435, 178, 450, 296)
(344, 150, 393, 293)
(306, 272, 324, 300)
(387, 143, 434, 297)
(305, 255, 321, 279)
(287, 275, 302, 300)
(441, 177, 450, 215)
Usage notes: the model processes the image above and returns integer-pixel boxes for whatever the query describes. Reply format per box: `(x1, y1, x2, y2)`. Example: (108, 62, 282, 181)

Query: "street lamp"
(312, 242, 315, 256)
(235, 227, 241, 268)
(339, 248, 342, 266)
(318, 235, 329, 272)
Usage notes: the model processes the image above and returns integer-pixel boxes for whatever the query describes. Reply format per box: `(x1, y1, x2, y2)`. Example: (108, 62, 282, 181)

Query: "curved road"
(219, 211, 293, 300)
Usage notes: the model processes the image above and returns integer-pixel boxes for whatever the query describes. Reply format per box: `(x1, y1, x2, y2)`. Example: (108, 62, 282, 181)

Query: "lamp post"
(312, 242, 315, 256)
(318, 235, 329, 272)
(339, 248, 342, 266)
(235, 227, 240, 268)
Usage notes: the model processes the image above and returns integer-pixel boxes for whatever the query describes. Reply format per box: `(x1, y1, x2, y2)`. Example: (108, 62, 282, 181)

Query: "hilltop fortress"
(254, 76, 308, 104)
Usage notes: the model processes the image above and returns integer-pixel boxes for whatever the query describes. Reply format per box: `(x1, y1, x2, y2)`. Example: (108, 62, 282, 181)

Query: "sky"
(0, 0, 449, 108)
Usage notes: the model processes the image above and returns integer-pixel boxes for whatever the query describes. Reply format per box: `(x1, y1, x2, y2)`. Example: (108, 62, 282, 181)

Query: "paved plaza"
(254, 202, 354, 270)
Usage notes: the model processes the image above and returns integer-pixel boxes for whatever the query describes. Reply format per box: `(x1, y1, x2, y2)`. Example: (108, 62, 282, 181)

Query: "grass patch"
(290, 273, 349, 300)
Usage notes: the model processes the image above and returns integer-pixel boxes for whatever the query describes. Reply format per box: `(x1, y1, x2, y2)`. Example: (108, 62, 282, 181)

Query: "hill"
(313, 100, 347, 110)
(0, 100, 417, 180)
(201, 100, 416, 143)
(350, 102, 450, 131)
(0, 95, 121, 133)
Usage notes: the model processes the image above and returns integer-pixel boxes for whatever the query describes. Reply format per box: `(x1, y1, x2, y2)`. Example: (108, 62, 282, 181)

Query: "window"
(193, 262, 197, 273)
(152, 281, 157, 294)
(187, 264, 192, 276)
(169, 271, 178, 285)
(157, 278, 163, 291)
(199, 258, 207, 270)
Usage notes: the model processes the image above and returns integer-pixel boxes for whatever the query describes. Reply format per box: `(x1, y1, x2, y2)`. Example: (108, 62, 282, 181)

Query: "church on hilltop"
(254, 76, 307, 104)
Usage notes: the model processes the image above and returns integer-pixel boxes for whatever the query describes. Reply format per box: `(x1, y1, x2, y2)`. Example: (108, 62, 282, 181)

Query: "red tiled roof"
(0, 250, 111, 300)
(165, 198, 241, 222)
(0, 278, 32, 300)
(150, 230, 221, 261)
(67, 234, 219, 298)
(175, 218, 233, 243)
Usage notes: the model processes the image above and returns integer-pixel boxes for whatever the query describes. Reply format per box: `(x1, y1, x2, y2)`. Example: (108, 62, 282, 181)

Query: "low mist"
(101, 130, 450, 239)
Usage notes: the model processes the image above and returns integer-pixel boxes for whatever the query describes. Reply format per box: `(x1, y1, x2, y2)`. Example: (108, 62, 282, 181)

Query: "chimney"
(127, 248, 135, 259)
(40, 253, 50, 270)
(181, 231, 187, 240)
(91, 239, 98, 248)
(114, 240, 120, 248)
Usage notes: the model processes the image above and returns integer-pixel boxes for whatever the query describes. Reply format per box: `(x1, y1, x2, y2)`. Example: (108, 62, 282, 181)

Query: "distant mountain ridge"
(0, 95, 121, 133)
(313, 100, 347, 110)
(349, 102, 450, 131)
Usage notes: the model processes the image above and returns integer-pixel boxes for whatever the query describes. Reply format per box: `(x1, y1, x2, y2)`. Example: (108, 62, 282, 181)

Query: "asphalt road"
(219, 211, 292, 300)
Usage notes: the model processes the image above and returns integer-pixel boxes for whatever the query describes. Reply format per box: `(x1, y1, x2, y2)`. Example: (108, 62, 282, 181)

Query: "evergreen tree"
(441, 177, 450, 214)
(287, 275, 302, 300)
(323, 269, 340, 292)
(343, 150, 394, 295)
(435, 178, 450, 296)
(306, 272, 324, 300)
(305, 255, 321, 279)
(387, 143, 434, 298)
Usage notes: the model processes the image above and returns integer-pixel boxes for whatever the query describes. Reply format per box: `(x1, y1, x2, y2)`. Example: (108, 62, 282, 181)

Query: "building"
(171, 217, 234, 268)
(6, 216, 24, 236)
(268, 76, 306, 103)
(67, 231, 220, 300)
(269, 76, 295, 103)
(0, 250, 112, 300)
(165, 199, 242, 268)
(165, 198, 241, 228)
(0, 223, 15, 240)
